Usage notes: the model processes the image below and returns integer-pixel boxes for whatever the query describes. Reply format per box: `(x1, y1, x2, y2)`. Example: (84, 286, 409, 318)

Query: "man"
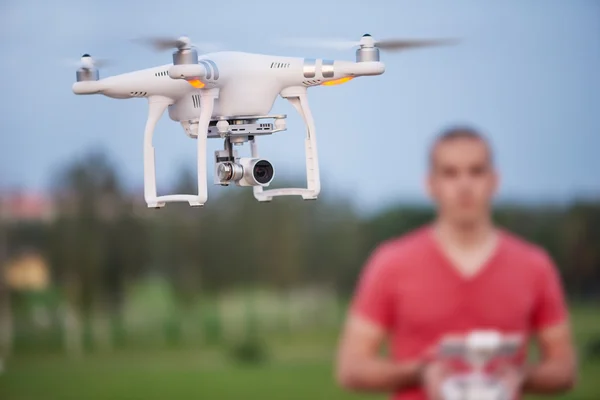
(335, 126, 577, 400)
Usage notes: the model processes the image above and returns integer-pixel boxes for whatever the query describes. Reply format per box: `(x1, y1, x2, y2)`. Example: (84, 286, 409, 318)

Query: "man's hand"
(493, 364, 527, 400)
(336, 314, 424, 392)
(421, 361, 451, 400)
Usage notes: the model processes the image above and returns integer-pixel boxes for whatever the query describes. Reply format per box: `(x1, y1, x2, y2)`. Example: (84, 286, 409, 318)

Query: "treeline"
(1, 150, 599, 356)
(5, 150, 600, 299)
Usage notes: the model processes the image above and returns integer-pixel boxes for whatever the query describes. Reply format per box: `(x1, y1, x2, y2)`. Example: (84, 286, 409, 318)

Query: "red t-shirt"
(350, 225, 568, 400)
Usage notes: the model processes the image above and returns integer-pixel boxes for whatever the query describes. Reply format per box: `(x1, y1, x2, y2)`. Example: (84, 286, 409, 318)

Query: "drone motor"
(173, 47, 198, 65)
(356, 34, 380, 63)
(76, 54, 100, 82)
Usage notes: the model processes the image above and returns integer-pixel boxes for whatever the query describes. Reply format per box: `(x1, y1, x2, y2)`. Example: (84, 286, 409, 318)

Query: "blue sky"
(0, 0, 598, 212)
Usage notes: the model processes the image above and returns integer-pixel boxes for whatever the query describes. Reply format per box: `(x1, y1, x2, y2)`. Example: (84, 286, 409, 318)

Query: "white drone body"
(438, 330, 523, 400)
(72, 34, 454, 208)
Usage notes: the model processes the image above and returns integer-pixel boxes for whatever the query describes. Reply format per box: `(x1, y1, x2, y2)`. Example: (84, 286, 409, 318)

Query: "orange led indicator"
(187, 79, 205, 89)
(321, 76, 354, 86)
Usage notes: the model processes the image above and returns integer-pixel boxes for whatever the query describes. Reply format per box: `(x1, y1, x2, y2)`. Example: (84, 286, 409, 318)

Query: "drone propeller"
(277, 35, 459, 52)
(62, 54, 110, 69)
(79, 54, 110, 69)
(70, 54, 108, 82)
(133, 35, 220, 53)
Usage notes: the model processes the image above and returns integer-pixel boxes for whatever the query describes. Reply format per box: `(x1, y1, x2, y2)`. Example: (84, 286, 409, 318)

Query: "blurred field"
(1, 303, 598, 400)
(1, 155, 599, 400)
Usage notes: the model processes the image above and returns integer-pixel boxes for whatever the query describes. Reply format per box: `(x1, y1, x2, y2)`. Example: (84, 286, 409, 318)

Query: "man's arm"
(521, 251, 578, 393)
(335, 243, 425, 392)
(336, 313, 424, 392)
(522, 321, 577, 393)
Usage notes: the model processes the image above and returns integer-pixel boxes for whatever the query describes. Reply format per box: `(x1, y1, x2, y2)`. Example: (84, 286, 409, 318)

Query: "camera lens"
(252, 160, 274, 185)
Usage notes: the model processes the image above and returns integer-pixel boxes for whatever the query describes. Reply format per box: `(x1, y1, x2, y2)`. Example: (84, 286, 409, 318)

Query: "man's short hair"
(428, 125, 494, 168)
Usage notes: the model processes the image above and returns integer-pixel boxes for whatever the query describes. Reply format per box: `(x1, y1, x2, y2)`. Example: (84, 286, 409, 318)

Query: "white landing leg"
(143, 96, 171, 209)
(143, 89, 219, 208)
(253, 87, 320, 202)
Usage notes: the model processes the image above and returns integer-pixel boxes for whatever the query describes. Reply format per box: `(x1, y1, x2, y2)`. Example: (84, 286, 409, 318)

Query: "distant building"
(4, 251, 50, 292)
(0, 189, 148, 221)
(0, 191, 55, 222)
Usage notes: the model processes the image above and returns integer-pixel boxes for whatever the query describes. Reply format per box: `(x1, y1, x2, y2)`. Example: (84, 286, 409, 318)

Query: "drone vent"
(270, 62, 291, 69)
(255, 124, 273, 131)
(192, 94, 201, 108)
(302, 80, 321, 86)
(130, 92, 148, 97)
(154, 70, 169, 77)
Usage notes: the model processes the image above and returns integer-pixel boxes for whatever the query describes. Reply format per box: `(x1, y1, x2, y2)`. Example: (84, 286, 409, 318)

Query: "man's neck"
(433, 217, 496, 250)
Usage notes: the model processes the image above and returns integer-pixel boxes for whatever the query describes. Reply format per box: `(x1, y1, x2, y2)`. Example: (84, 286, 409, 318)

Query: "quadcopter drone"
(72, 34, 455, 208)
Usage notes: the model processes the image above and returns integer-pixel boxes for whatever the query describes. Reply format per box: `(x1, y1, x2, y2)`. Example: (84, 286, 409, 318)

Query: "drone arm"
(336, 60, 385, 77)
(168, 63, 208, 80)
(253, 87, 320, 201)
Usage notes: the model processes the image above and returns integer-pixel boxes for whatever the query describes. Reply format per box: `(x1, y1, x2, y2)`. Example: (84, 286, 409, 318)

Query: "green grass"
(0, 350, 377, 400)
(1, 350, 599, 400)
(1, 304, 599, 400)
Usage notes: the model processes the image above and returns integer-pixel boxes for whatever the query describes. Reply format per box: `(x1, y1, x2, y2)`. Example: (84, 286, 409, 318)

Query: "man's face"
(427, 137, 498, 226)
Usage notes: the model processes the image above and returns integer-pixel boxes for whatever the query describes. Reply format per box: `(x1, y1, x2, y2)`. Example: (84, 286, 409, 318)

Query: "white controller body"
(438, 330, 522, 400)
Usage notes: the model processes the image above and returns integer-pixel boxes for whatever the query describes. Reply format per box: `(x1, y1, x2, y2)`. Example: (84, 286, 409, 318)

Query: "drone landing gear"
(143, 90, 218, 208)
(143, 87, 320, 209)
(252, 87, 321, 202)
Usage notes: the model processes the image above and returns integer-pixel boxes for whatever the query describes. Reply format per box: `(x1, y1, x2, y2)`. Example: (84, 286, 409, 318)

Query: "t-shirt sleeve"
(531, 250, 569, 332)
(349, 244, 396, 331)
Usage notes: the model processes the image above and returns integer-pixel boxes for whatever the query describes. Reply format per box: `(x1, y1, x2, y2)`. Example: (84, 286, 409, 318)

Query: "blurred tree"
(4, 148, 599, 357)
(302, 197, 362, 295)
(563, 202, 600, 299)
(0, 216, 12, 367)
(48, 150, 144, 354)
(159, 167, 207, 345)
